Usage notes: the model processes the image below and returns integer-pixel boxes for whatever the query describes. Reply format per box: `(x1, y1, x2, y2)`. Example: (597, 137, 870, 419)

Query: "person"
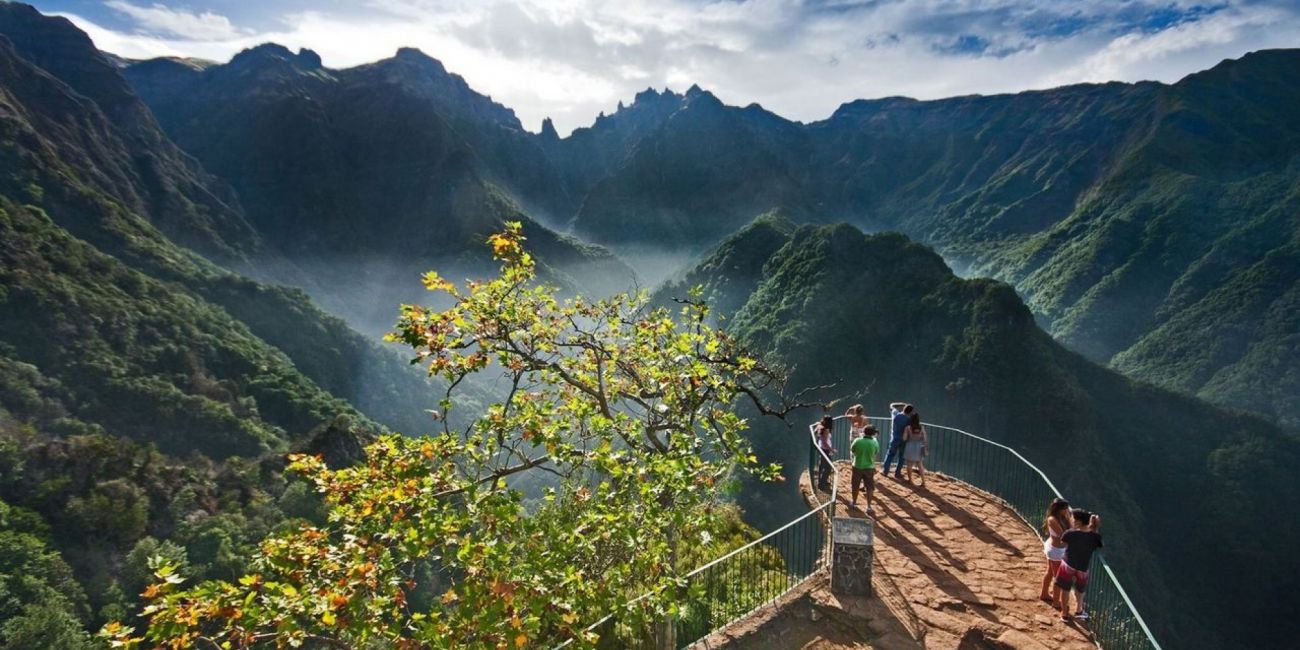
(1039, 498, 1071, 605)
(849, 425, 881, 515)
(845, 404, 868, 437)
(1054, 509, 1103, 623)
(902, 411, 927, 487)
(882, 402, 912, 478)
(815, 415, 835, 491)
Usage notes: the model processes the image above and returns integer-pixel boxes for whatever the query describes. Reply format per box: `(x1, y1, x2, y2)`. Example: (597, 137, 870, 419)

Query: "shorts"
(1055, 562, 1089, 593)
(851, 467, 875, 492)
(1043, 541, 1066, 562)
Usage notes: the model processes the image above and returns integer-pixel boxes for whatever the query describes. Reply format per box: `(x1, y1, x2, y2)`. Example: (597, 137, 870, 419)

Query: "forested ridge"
(660, 216, 1300, 648)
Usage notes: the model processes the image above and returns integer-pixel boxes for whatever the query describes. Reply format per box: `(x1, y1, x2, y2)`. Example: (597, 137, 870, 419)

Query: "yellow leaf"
(321, 611, 336, 626)
(515, 633, 528, 648)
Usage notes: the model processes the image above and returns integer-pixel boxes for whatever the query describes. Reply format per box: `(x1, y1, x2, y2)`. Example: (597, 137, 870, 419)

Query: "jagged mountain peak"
(361, 47, 522, 130)
(540, 116, 559, 140)
(228, 43, 324, 73)
(390, 46, 448, 72)
(631, 86, 682, 104)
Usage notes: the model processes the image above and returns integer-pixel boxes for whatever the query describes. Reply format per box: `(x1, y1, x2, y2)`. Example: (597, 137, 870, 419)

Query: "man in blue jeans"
(882, 402, 912, 478)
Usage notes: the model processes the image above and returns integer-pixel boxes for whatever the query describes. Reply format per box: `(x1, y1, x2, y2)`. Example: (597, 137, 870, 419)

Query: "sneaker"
(893, 473, 903, 479)
(1075, 611, 1090, 621)
(867, 507, 876, 516)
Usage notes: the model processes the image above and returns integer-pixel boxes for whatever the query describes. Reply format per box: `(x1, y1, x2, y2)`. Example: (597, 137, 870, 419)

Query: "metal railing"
(567, 413, 1161, 649)
(834, 415, 1162, 650)
(560, 430, 840, 649)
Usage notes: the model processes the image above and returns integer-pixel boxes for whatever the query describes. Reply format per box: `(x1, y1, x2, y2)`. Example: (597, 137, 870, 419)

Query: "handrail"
(851, 414, 1162, 650)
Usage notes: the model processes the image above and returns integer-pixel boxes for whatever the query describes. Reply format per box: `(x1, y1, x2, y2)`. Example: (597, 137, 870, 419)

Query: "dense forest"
(1, 2, 1298, 648)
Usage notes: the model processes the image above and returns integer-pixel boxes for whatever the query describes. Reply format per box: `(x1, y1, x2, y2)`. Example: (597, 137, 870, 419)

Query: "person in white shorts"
(1039, 497, 1071, 605)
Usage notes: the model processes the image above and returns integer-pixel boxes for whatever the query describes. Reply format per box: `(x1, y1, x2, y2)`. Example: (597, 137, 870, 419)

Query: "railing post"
(830, 517, 873, 597)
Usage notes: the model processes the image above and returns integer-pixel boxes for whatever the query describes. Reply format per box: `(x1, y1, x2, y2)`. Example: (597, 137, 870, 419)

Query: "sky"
(29, 0, 1300, 135)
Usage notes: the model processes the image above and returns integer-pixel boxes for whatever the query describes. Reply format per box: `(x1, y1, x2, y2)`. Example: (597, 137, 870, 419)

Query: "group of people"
(814, 404, 1107, 627)
(1040, 498, 1104, 623)
(813, 401, 928, 516)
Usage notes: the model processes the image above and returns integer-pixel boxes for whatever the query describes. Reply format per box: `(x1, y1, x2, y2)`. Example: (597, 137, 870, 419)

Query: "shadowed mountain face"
(123, 43, 634, 331)
(125, 45, 1300, 428)
(662, 219, 1300, 650)
(0, 3, 261, 264)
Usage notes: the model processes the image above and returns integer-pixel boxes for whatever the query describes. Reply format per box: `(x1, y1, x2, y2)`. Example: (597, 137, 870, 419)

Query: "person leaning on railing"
(815, 415, 835, 490)
(883, 402, 913, 478)
(1054, 509, 1103, 623)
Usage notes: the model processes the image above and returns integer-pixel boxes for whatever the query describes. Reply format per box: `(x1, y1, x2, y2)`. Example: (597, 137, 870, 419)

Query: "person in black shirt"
(1053, 508, 1102, 622)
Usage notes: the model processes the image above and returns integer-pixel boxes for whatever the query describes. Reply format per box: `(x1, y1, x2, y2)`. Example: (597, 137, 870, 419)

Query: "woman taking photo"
(903, 411, 927, 486)
(815, 415, 835, 491)
(1039, 498, 1070, 604)
(845, 404, 868, 437)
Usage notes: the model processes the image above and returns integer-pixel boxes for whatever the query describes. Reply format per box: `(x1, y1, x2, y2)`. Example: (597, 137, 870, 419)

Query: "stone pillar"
(831, 517, 874, 596)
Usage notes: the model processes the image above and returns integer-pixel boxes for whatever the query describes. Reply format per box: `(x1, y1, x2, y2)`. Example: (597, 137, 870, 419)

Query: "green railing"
(841, 415, 1162, 650)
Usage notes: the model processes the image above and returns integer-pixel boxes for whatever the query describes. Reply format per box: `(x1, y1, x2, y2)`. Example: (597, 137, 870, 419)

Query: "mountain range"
(120, 39, 1300, 430)
(0, 2, 1297, 648)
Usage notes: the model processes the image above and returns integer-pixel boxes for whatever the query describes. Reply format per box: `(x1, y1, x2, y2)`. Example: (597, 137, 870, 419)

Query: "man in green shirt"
(850, 425, 881, 515)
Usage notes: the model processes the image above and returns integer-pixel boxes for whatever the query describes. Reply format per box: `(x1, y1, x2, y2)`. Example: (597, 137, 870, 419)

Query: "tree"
(106, 223, 816, 649)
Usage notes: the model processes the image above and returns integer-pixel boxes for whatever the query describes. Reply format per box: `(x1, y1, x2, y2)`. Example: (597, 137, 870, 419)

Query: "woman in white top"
(1039, 497, 1071, 605)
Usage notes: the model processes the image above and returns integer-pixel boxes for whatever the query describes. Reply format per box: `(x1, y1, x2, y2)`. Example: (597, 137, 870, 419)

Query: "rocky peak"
(682, 83, 723, 110)
(540, 117, 559, 141)
(391, 46, 448, 75)
(228, 43, 323, 74)
(367, 47, 522, 130)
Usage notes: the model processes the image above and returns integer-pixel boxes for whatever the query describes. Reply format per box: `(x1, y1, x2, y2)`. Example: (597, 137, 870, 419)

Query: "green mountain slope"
(975, 52, 1300, 427)
(0, 7, 447, 436)
(0, 3, 260, 264)
(575, 51, 1300, 429)
(0, 200, 367, 457)
(0, 7, 488, 641)
(662, 221, 1300, 650)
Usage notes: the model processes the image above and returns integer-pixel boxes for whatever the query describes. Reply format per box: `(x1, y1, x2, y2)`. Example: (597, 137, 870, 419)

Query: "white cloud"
(52, 0, 1300, 135)
(104, 1, 245, 40)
